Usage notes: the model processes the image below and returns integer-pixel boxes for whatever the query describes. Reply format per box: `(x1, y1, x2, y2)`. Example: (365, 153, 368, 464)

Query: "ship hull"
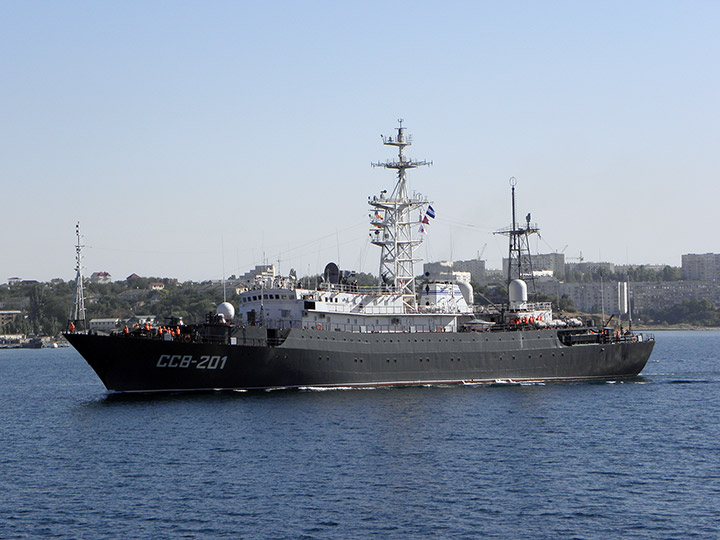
(65, 328, 654, 393)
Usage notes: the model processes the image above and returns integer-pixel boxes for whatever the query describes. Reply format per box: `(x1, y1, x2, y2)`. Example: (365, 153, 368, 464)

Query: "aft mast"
(495, 177, 540, 288)
(370, 120, 432, 312)
(68, 222, 87, 332)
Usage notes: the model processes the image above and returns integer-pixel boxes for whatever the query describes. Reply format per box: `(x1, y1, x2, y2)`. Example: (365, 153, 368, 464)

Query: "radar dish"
(324, 262, 340, 284)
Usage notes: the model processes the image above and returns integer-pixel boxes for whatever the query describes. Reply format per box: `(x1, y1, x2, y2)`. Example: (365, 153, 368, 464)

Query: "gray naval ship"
(65, 122, 654, 393)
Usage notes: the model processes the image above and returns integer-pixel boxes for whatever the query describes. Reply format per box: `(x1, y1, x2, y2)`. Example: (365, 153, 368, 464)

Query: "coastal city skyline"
(3, 2, 719, 282)
(2, 249, 708, 286)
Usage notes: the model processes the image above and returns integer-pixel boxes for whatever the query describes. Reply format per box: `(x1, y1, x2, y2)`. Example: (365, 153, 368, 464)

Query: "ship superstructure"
(236, 120, 471, 333)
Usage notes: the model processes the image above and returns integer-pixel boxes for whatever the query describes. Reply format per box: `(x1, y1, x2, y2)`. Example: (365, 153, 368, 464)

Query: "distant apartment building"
(0, 310, 22, 327)
(5, 278, 42, 287)
(423, 261, 453, 278)
(631, 281, 720, 313)
(537, 280, 632, 314)
(422, 261, 471, 284)
(682, 253, 720, 280)
(235, 265, 277, 285)
(502, 252, 566, 279)
(89, 318, 123, 333)
(564, 261, 615, 275)
(452, 258, 486, 283)
(423, 261, 475, 284)
(535, 278, 720, 315)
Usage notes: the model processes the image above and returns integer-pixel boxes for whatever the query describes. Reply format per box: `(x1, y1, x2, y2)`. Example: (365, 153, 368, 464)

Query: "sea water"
(0, 330, 718, 539)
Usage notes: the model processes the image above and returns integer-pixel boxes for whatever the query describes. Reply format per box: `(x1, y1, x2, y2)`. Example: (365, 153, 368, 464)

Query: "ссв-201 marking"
(156, 355, 227, 369)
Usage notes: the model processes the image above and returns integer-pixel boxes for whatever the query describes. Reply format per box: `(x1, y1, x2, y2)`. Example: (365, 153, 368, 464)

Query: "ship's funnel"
(458, 281, 474, 305)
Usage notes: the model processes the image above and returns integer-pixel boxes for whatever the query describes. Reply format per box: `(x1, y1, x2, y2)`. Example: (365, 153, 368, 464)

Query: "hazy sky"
(2, 1, 718, 283)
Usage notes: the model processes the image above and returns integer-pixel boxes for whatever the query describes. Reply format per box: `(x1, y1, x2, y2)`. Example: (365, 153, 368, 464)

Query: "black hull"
(65, 327, 655, 393)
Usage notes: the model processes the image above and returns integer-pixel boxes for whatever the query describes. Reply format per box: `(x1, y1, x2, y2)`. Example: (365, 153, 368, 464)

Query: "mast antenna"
(370, 120, 432, 312)
(68, 222, 87, 332)
(221, 236, 227, 302)
(494, 178, 540, 292)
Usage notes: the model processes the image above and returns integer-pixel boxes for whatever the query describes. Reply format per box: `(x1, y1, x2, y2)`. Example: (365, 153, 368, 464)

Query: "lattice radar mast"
(494, 177, 540, 288)
(370, 120, 432, 312)
(68, 222, 87, 331)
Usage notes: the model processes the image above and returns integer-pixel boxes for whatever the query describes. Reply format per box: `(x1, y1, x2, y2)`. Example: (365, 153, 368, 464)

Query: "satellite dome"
(508, 279, 528, 306)
(216, 302, 235, 322)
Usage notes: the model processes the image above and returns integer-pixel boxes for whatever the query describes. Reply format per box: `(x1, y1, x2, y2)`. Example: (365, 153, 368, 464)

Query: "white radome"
(508, 279, 528, 305)
(217, 302, 235, 321)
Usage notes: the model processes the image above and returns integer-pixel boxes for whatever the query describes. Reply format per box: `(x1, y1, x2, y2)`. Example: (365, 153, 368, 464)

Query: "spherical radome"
(216, 302, 235, 321)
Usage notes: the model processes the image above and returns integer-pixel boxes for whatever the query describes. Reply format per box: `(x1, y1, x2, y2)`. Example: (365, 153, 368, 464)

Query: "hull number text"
(156, 355, 227, 370)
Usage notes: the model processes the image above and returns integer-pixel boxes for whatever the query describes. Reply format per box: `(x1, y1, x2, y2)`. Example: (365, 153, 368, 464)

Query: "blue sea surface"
(1, 330, 719, 539)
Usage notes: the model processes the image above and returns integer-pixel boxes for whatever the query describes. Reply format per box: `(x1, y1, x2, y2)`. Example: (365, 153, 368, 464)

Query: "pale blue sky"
(2, 1, 718, 282)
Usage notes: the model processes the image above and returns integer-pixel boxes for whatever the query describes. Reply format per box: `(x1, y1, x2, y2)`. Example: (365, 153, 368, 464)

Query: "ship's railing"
(313, 304, 407, 315)
(506, 301, 553, 313)
(113, 328, 281, 347)
(418, 305, 473, 314)
(259, 319, 452, 334)
(317, 282, 402, 295)
(557, 328, 655, 346)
